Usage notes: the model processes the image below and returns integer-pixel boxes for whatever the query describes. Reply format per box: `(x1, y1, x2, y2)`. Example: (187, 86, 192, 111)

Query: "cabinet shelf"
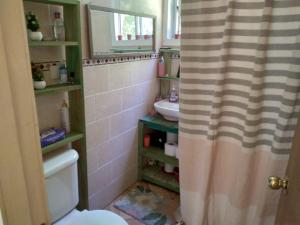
(24, 0, 79, 5)
(143, 146, 178, 167)
(139, 115, 178, 133)
(34, 83, 81, 95)
(42, 132, 84, 154)
(142, 166, 179, 193)
(138, 115, 179, 192)
(159, 48, 180, 54)
(157, 76, 179, 81)
(29, 41, 79, 47)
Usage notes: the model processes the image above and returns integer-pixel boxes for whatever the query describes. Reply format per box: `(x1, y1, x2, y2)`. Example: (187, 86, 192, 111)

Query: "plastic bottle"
(61, 100, 70, 133)
(169, 87, 178, 103)
(158, 56, 166, 77)
(53, 12, 65, 41)
(59, 63, 68, 83)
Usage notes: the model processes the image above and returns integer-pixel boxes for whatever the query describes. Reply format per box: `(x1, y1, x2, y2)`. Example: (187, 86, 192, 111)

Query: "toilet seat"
(53, 209, 128, 225)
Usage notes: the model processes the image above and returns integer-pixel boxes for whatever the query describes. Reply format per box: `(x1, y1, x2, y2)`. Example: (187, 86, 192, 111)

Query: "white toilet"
(43, 149, 128, 225)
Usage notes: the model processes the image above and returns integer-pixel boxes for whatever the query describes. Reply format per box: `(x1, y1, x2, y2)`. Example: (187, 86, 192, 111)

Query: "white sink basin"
(154, 99, 179, 121)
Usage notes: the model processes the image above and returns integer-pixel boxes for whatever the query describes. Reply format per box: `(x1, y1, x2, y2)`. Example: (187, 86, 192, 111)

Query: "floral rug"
(114, 184, 178, 225)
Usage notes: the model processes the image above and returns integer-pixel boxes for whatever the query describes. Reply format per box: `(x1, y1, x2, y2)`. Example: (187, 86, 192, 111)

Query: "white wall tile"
(85, 95, 96, 124)
(108, 63, 131, 90)
(83, 65, 109, 96)
(83, 66, 98, 96)
(87, 148, 98, 175)
(95, 90, 123, 120)
(88, 162, 113, 196)
(122, 85, 143, 110)
(86, 118, 109, 149)
(122, 128, 138, 155)
(98, 135, 124, 167)
(94, 65, 109, 94)
(85, 60, 160, 208)
(109, 112, 126, 138)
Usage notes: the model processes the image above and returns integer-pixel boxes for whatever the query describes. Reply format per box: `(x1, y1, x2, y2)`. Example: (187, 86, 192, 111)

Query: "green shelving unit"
(142, 146, 178, 166)
(24, 0, 78, 5)
(42, 132, 84, 154)
(158, 48, 180, 97)
(142, 166, 179, 193)
(138, 115, 179, 192)
(159, 48, 180, 54)
(157, 76, 179, 81)
(139, 115, 178, 133)
(34, 83, 81, 95)
(24, 0, 88, 209)
(29, 40, 79, 47)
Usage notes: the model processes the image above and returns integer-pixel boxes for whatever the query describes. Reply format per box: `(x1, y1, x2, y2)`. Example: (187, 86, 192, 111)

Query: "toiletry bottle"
(59, 63, 68, 83)
(61, 100, 70, 133)
(169, 87, 178, 102)
(53, 12, 65, 41)
(158, 56, 166, 77)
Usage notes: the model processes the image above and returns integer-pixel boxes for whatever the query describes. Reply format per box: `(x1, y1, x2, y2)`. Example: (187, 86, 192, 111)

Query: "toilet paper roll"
(164, 142, 178, 157)
(164, 163, 175, 173)
(167, 132, 178, 143)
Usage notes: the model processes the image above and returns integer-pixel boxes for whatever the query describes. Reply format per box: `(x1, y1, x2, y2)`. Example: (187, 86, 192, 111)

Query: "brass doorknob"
(268, 176, 288, 190)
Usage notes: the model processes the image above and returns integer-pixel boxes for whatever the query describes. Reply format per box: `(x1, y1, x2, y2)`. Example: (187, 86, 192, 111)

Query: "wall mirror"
(87, 5, 156, 58)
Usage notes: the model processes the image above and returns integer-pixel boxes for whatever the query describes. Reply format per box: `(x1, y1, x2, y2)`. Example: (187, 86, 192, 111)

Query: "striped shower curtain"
(179, 1, 300, 225)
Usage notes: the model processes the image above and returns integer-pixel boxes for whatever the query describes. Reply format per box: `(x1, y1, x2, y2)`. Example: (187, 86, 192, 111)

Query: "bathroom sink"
(154, 99, 179, 121)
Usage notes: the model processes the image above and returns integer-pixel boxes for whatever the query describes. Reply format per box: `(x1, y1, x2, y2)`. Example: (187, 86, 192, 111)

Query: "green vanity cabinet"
(138, 115, 179, 193)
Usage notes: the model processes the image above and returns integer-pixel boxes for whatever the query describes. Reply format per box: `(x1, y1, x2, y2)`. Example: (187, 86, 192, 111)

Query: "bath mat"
(114, 184, 178, 225)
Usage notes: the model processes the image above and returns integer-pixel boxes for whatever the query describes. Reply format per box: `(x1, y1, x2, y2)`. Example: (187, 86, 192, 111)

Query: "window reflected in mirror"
(113, 14, 153, 41)
(87, 5, 155, 58)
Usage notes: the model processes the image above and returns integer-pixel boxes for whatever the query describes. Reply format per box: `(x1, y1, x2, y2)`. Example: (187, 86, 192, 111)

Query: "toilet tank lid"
(44, 149, 79, 178)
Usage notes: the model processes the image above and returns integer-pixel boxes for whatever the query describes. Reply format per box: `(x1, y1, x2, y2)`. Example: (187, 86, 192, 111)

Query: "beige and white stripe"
(180, 0, 300, 154)
(179, 1, 300, 225)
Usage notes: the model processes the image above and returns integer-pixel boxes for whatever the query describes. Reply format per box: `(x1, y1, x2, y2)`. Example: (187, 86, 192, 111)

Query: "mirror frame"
(87, 4, 156, 58)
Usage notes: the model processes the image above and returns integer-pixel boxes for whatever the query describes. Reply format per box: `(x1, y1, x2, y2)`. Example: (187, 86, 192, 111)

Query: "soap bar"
(40, 128, 66, 147)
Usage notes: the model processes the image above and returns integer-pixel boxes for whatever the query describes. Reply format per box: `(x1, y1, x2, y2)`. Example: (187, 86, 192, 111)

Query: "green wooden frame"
(138, 115, 179, 193)
(24, 0, 88, 209)
(158, 49, 180, 98)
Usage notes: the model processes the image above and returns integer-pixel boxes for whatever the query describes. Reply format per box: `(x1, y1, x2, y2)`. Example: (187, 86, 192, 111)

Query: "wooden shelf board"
(111, 48, 153, 53)
(139, 115, 178, 133)
(42, 132, 84, 155)
(159, 48, 180, 54)
(142, 166, 179, 193)
(24, 0, 79, 6)
(34, 83, 81, 95)
(143, 146, 178, 166)
(29, 41, 79, 47)
(157, 76, 179, 81)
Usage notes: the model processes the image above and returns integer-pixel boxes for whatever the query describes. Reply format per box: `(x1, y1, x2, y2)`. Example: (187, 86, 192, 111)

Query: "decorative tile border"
(82, 53, 158, 67)
(31, 52, 179, 70)
(32, 53, 159, 70)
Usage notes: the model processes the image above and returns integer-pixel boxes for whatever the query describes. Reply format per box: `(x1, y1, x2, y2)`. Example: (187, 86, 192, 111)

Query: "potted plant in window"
(127, 34, 132, 40)
(32, 67, 46, 89)
(136, 34, 141, 40)
(117, 34, 123, 41)
(26, 12, 43, 41)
